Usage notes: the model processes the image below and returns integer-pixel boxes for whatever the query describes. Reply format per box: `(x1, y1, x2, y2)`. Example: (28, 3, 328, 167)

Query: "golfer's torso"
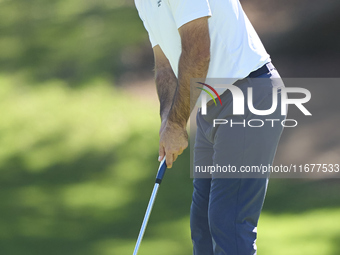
(135, 0, 270, 84)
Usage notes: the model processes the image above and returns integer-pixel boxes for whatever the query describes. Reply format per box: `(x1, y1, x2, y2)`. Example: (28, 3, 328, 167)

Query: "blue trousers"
(191, 67, 285, 254)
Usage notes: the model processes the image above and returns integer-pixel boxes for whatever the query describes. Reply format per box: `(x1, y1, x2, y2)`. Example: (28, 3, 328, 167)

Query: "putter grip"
(155, 158, 167, 184)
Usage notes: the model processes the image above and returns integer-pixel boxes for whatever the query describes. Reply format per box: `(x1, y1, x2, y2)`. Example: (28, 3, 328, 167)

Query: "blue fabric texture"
(191, 68, 285, 254)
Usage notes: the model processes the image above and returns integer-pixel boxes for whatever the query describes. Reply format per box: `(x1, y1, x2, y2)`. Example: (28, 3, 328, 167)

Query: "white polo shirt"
(135, 0, 270, 84)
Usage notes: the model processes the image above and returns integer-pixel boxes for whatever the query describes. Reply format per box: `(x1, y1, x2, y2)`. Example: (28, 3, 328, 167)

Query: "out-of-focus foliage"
(0, 0, 146, 83)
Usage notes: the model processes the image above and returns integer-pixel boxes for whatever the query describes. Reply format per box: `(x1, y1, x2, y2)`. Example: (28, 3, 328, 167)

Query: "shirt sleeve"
(141, 18, 158, 48)
(135, 2, 158, 48)
(168, 0, 212, 29)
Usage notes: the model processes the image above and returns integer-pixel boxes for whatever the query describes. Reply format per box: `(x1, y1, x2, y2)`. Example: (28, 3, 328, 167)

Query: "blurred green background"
(1, 0, 340, 254)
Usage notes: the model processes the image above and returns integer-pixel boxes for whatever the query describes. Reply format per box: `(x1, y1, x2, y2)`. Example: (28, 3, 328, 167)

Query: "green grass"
(258, 209, 340, 255)
(0, 73, 340, 254)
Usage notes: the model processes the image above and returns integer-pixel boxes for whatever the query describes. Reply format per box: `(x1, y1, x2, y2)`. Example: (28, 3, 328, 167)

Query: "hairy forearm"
(167, 50, 210, 127)
(155, 67, 178, 120)
(156, 17, 210, 167)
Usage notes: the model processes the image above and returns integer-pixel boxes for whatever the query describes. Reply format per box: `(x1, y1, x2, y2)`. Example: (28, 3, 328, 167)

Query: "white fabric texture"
(135, 0, 271, 86)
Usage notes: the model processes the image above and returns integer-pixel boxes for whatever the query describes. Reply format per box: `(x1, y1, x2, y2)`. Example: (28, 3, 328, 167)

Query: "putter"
(132, 157, 167, 255)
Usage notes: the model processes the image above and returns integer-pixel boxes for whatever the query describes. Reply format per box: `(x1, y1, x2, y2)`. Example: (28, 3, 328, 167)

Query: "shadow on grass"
(0, 130, 339, 254)
(0, 129, 192, 254)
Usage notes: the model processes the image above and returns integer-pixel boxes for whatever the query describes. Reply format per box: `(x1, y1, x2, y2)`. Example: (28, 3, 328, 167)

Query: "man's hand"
(158, 121, 188, 168)
(154, 17, 210, 168)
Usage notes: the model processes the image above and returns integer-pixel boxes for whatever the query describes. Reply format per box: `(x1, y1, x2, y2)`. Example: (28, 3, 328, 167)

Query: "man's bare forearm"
(155, 67, 178, 121)
(155, 17, 210, 167)
(167, 48, 210, 127)
(167, 17, 211, 128)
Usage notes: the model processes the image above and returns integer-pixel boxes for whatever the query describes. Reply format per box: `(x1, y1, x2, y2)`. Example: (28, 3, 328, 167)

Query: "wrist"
(160, 108, 171, 122)
(166, 118, 187, 130)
